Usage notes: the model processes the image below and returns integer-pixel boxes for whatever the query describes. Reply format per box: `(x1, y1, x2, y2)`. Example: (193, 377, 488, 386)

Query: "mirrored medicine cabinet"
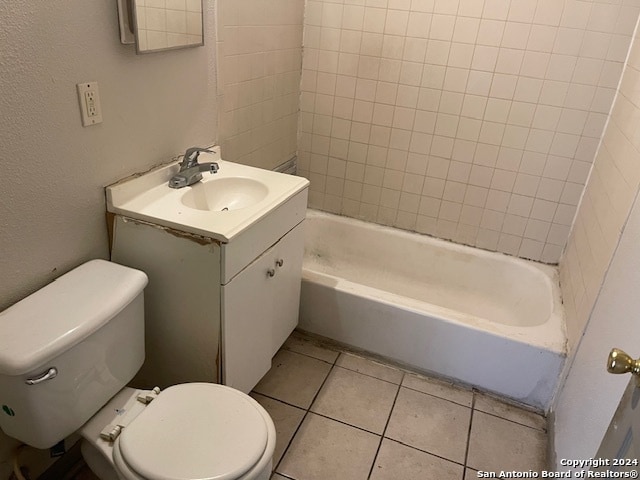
(116, 0, 204, 54)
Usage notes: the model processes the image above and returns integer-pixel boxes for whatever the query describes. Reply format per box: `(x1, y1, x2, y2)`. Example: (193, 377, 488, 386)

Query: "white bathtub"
(298, 210, 566, 411)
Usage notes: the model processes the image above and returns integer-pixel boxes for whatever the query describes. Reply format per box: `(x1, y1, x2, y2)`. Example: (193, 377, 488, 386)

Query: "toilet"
(0, 260, 275, 480)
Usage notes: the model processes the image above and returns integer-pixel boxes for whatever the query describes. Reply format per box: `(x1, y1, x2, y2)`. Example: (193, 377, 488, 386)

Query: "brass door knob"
(607, 348, 640, 376)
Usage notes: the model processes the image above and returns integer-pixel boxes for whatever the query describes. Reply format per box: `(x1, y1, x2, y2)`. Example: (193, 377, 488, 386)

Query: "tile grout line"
(400, 384, 474, 408)
(258, 384, 445, 440)
(272, 352, 341, 477)
(463, 391, 478, 476)
(281, 344, 341, 363)
(331, 363, 405, 386)
(473, 408, 548, 432)
(279, 346, 481, 469)
(284, 345, 523, 414)
(366, 371, 405, 480)
(473, 392, 547, 431)
(272, 473, 295, 480)
(286, 341, 543, 419)
(281, 345, 339, 366)
(284, 345, 405, 386)
(305, 410, 393, 438)
(275, 349, 546, 432)
(270, 403, 316, 475)
(263, 389, 470, 472)
(251, 391, 307, 412)
(272, 340, 548, 478)
(381, 437, 467, 469)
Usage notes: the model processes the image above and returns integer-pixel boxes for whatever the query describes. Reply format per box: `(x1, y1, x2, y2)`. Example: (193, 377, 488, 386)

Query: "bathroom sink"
(180, 177, 269, 212)
(106, 147, 309, 242)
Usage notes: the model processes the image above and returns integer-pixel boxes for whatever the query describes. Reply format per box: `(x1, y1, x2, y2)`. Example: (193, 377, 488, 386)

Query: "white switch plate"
(77, 82, 103, 127)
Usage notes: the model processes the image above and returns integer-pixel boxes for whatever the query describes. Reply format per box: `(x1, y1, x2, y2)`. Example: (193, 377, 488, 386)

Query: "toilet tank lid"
(0, 260, 148, 376)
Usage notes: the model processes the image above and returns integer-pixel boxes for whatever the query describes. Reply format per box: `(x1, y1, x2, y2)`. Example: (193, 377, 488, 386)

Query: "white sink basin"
(106, 147, 309, 242)
(180, 177, 269, 212)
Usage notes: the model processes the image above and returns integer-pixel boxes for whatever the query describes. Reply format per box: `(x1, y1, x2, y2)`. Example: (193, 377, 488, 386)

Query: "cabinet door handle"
(276, 259, 284, 267)
(267, 268, 276, 277)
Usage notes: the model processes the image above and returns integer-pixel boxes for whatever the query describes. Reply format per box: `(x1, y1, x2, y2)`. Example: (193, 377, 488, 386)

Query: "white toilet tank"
(0, 260, 148, 448)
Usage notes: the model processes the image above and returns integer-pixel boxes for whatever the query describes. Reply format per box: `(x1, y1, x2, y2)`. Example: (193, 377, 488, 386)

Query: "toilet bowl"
(0, 260, 275, 480)
(80, 384, 275, 480)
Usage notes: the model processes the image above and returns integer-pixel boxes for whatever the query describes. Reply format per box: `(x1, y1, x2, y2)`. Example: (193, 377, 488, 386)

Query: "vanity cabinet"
(109, 189, 307, 393)
(222, 223, 303, 393)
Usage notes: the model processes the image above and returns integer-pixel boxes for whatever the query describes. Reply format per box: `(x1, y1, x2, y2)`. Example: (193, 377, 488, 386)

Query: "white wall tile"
(434, 0, 458, 15)
(484, 0, 510, 21)
(520, 51, 551, 78)
(453, 17, 480, 44)
(561, 2, 590, 29)
(458, 0, 485, 18)
(477, 19, 506, 46)
(218, 0, 303, 169)
(502, 22, 531, 49)
(533, 0, 563, 27)
(467, 70, 493, 96)
(300, 0, 638, 266)
(385, 10, 410, 36)
(407, 12, 432, 38)
(496, 48, 524, 75)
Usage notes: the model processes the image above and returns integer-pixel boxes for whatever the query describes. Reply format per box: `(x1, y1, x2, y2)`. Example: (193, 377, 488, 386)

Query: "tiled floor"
(68, 331, 548, 480)
(255, 331, 548, 480)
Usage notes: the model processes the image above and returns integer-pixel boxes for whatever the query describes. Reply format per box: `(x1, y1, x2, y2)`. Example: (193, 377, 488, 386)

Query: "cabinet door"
(222, 222, 304, 393)
(267, 221, 305, 355)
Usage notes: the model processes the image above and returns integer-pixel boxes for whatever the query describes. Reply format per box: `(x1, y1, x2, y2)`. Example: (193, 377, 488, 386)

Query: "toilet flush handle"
(25, 367, 58, 385)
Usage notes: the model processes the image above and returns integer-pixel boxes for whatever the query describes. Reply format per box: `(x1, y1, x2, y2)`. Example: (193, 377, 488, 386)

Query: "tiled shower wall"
(216, 0, 304, 170)
(560, 20, 640, 350)
(297, 0, 639, 263)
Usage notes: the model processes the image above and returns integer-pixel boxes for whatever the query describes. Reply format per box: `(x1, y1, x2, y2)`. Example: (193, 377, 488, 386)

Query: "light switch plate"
(77, 82, 103, 127)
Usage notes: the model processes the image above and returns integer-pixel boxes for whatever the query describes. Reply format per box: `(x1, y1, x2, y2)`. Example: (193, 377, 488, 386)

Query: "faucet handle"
(182, 147, 214, 167)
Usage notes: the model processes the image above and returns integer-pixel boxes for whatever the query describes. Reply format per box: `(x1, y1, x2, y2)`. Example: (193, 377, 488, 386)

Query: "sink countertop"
(106, 151, 309, 243)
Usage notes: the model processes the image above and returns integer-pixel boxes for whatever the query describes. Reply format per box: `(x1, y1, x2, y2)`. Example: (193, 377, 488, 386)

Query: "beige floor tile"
(474, 392, 547, 431)
(385, 387, 471, 464)
(465, 467, 479, 479)
(277, 413, 380, 480)
(270, 475, 288, 480)
(253, 350, 332, 408)
(283, 331, 340, 364)
(370, 438, 464, 480)
(250, 393, 306, 466)
(311, 366, 399, 434)
(336, 352, 404, 384)
(402, 372, 473, 407)
(467, 411, 548, 472)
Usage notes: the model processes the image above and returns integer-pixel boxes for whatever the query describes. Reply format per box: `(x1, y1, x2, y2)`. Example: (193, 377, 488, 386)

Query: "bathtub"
(298, 210, 566, 411)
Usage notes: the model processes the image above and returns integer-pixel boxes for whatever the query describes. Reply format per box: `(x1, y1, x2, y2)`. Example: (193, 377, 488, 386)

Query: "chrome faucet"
(168, 147, 219, 189)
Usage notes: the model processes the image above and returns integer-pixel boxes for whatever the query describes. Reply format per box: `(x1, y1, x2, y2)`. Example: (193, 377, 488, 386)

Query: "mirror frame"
(116, 0, 204, 54)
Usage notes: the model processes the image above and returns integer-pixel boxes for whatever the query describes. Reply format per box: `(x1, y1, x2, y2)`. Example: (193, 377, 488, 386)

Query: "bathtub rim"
(303, 209, 567, 356)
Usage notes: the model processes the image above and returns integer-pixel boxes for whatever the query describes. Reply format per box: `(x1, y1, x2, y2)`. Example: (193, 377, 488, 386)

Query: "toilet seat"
(111, 383, 271, 480)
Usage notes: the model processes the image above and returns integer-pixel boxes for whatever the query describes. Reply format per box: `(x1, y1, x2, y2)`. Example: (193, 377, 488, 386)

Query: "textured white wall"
(552, 15, 640, 465)
(553, 182, 640, 469)
(0, 1, 217, 310)
(0, 1, 217, 475)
